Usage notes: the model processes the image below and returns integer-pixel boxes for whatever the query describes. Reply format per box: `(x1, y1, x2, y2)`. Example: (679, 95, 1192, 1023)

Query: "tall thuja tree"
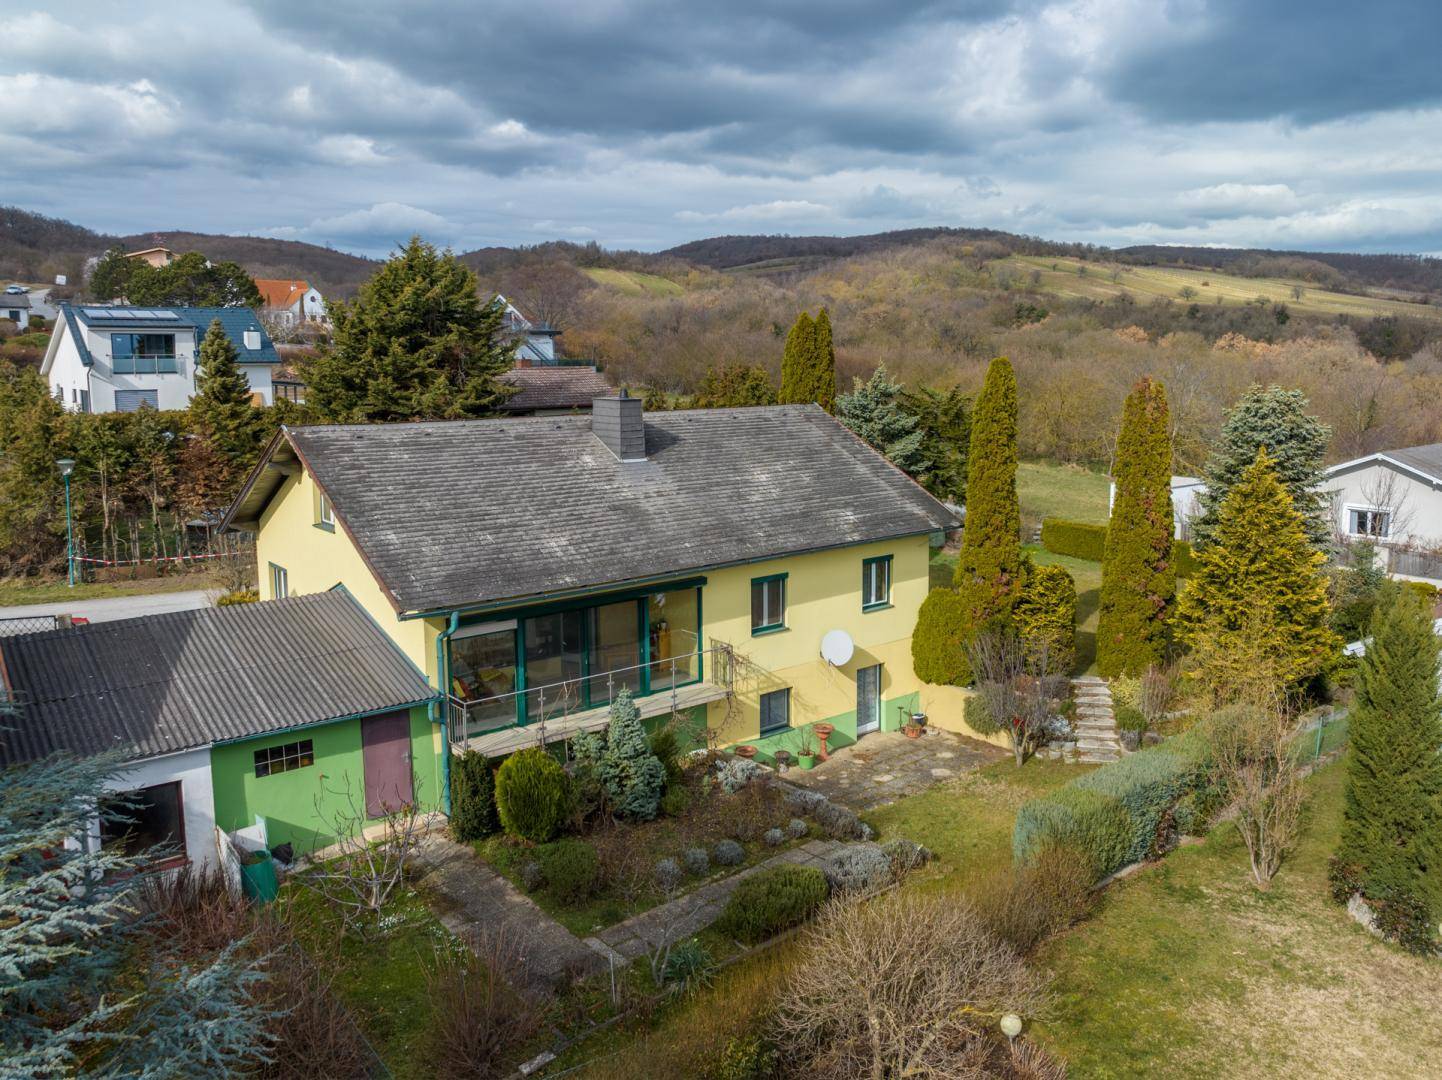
(303, 236, 515, 422)
(0, 751, 277, 1074)
(191, 319, 265, 481)
(0, 363, 73, 574)
(954, 356, 1023, 627)
(1177, 448, 1336, 696)
(810, 307, 837, 413)
(779, 311, 816, 406)
(1194, 385, 1331, 548)
(1333, 587, 1442, 950)
(836, 364, 927, 477)
(1097, 377, 1176, 676)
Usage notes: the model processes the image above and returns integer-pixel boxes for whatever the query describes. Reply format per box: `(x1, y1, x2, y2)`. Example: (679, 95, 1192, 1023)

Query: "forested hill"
(659, 227, 1084, 270)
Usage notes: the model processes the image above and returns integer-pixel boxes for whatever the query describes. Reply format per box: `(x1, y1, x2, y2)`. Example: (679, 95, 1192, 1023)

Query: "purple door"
(361, 712, 414, 818)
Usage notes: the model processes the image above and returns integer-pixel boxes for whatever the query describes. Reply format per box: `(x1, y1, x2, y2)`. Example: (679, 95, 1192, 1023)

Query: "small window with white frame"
(316, 488, 335, 530)
(862, 555, 892, 610)
(1347, 506, 1391, 539)
(269, 562, 289, 599)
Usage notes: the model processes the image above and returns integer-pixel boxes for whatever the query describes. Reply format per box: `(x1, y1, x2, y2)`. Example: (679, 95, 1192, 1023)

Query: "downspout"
(433, 612, 460, 815)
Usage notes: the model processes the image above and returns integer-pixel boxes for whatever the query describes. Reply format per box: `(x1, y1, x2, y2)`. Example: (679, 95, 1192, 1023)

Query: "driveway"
(0, 590, 215, 625)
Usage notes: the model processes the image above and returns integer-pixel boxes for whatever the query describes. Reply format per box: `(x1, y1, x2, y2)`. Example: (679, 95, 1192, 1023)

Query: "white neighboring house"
(1107, 475, 1208, 539)
(498, 294, 561, 364)
(255, 278, 327, 326)
(3, 292, 29, 330)
(1324, 444, 1442, 582)
(42, 303, 280, 413)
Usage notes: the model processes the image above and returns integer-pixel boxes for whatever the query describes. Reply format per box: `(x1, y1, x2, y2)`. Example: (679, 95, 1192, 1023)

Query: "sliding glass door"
(524, 611, 585, 720)
(587, 600, 643, 704)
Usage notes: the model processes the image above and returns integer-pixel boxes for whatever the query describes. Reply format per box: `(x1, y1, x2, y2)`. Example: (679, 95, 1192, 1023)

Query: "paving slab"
(781, 729, 1006, 811)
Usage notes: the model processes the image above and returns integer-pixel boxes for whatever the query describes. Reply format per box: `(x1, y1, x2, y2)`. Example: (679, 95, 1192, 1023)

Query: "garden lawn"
(1018, 461, 1111, 526)
(1036, 759, 1442, 1079)
(0, 571, 225, 607)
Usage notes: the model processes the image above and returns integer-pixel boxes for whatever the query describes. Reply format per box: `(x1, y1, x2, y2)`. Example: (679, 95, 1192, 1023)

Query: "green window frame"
(862, 555, 892, 611)
(759, 688, 790, 735)
(750, 573, 787, 635)
(268, 562, 289, 600)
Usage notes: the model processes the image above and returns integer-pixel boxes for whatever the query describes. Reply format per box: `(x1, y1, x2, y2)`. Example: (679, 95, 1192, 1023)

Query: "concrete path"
(782, 728, 1005, 811)
(410, 833, 605, 991)
(1072, 676, 1122, 763)
(0, 589, 215, 625)
(585, 838, 848, 963)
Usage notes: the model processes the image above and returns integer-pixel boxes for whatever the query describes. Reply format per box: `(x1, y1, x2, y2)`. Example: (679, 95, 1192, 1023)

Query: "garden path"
(781, 728, 1006, 811)
(411, 833, 606, 991)
(583, 838, 848, 964)
(1073, 676, 1122, 763)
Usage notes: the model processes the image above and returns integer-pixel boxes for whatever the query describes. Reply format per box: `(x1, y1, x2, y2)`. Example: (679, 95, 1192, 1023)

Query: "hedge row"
(1013, 721, 1220, 880)
(1039, 517, 1198, 578)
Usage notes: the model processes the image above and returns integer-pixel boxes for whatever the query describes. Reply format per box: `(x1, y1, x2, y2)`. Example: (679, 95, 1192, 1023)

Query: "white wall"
(1324, 461, 1442, 550)
(3, 305, 28, 330)
(85, 748, 220, 871)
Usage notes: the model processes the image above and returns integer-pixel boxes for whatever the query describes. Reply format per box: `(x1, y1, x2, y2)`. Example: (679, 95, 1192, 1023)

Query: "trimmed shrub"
(1014, 562, 1077, 673)
(494, 747, 572, 843)
(820, 843, 895, 894)
(1013, 786, 1132, 880)
(654, 856, 684, 893)
(786, 817, 808, 840)
(811, 799, 868, 840)
(717, 864, 829, 943)
(911, 587, 970, 685)
(712, 839, 745, 866)
(449, 750, 498, 842)
(763, 827, 785, 847)
(1041, 518, 1106, 561)
(537, 839, 600, 903)
(963, 691, 1000, 735)
(683, 846, 710, 876)
(1072, 741, 1212, 865)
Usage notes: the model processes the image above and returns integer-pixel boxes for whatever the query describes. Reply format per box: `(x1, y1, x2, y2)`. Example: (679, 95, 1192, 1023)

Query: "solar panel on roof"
(151, 311, 179, 320)
(83, 308, 112, 318)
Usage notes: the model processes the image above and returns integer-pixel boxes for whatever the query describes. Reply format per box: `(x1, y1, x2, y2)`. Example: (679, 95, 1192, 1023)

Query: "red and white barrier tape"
(74, 551, 237, 567)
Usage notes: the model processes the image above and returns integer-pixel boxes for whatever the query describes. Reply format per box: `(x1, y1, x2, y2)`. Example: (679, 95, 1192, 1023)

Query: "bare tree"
(1358, 465, 1416, 546)
(1210, 706, 1307, 890)
(969, 630, 1058, 767)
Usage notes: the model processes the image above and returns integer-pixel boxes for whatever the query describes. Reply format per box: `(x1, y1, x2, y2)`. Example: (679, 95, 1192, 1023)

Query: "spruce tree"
(779, 311, 816, 406)
(1194, 385, 1331, 547)
(191, 319, 264, 475)
(1336, 587, 1442, 934)
(901, 384, 970, 503)
(954, 356, 1023, 629)
(811, 307, 838, 413)
(597, 689, 666, 821)
(1097, 377, 1176, 676)
(302, 236, 515, 422)
(1177, 448, 1336, 689)
(836, 364, 927, 477)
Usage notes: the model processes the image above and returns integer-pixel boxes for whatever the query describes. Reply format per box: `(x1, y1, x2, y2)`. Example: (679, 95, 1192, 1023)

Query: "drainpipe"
(434, 612, 460, 815)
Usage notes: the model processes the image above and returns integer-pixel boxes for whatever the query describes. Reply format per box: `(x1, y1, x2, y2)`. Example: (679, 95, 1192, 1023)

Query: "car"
(4, 284, 29, 294)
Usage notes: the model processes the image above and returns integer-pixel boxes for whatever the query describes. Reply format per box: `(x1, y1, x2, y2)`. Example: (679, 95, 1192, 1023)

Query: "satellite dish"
(820, 629, 854, 667)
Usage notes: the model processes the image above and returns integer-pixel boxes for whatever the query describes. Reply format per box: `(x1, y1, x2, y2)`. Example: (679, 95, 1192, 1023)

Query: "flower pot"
(736, 745, 758, 759)
(903, 723, 923, 739)
(797, 753, 817, 771)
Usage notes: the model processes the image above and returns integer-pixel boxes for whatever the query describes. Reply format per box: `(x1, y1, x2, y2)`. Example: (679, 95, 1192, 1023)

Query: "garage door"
(115, 390, 159, 412)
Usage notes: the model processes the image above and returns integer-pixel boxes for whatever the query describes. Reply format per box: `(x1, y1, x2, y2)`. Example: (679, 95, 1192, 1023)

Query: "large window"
(751, 574, 787, 634)
(649, 588, 699, 689)
(99, 781, 185, 862)
(862, 555, 892, 610)
(450, 623, 519, 734)
(254, 739, 314, 777)
(1348, 507, 1391, 538)
(524, 610, 585, 719)
(759, 688, 791, 735)
(587, 600, 642, 704)
(111, 333, 177, 374)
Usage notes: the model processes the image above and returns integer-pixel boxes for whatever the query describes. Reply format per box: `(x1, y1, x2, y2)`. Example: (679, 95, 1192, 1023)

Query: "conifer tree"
(1335, 587, 1442, 941)
(811, 307, 837, 413)
(191, 319, 264, 475)
(836, 364, 927, 477)
(902, 385, 969, 503)
(302, 236, 515, 422)
(779, 311, 816, 406)
(954, 356, 1023, 629)
(1097, 377, 1176, 676)
(1177, 448, 1336, 689)
(692, 362, 777, 408)
(597, 689, 666, 821)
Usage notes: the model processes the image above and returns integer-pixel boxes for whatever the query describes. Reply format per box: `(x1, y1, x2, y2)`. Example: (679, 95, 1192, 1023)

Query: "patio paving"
(781, 728, 1006, 810)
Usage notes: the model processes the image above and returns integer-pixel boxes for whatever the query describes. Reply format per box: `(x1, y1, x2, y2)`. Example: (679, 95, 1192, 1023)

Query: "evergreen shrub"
(1172, 540, 1199, 578)
(717, 865, 829, 943)
(1013, 787, 1132, 880)
(598, 690, 666, 820)
(495, 748, 572, 843)
(537, 839, 600, 903)
(1015, 563, 1077, 673)
(449, 750, 498, 841)
(1041, 518, 1106, 561)
(911, 588, 970, 685)
(215, 589, 259, 606)
(963, 692, 1000, 735)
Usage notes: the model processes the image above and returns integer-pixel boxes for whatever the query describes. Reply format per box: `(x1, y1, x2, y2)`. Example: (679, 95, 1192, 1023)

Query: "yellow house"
(222, 396, 987, 789)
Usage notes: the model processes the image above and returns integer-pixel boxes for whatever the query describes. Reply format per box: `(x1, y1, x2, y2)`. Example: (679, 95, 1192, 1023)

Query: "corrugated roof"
(267, 404, 958, 614)
(1383, 443, 1442, 481)
(499, 366, 612, 411)
(0, 592, 437, 766)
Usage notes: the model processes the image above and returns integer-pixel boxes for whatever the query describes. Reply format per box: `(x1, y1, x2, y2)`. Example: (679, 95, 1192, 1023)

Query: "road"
(0, 589, 215, 625)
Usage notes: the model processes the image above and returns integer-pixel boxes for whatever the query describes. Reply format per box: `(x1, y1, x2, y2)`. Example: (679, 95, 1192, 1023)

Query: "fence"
(1387, 547, 1442, 581)
(0, 614, 62, 637)
(1302, 708, 1349, 763)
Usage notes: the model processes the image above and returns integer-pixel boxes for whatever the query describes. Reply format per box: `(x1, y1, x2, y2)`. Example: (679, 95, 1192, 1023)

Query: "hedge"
(963, 692, 1000, 736)
(1013, 787, 1132, 880)
(1040, 516, 1198, 578)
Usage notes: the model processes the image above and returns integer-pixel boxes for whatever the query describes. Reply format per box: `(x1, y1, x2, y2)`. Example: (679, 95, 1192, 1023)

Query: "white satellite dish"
(820, 629, 854, 667)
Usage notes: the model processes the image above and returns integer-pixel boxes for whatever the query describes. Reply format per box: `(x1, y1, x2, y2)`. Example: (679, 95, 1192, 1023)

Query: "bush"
(1072, 741, 1211, 865)
(911, 587, 971, 685)
(1041, 517, 1106, 561)
(963, 691, 1000, 735)
(969, 843, 1094, 954)
(683, 846, 710, 876)
(598, 690, 667, 820)
(821, 843, 896, 895)
(449, 751, 498, 841)
(662, 937, 715, 991)
(519, 860, 543, 892)
(717, 865, 829, 943)
(648, 724, 686, 789)
(537, 839, 600, 903)
(1014, 563, 1077, 673)
(786, 817, 808, 840)
(1173, 539, 1199, 578)
(660, 784, 692, 817)
(654, 856, 683, 893)
(881, 838, 932, 878)
(1402, 578, 1438, 604)
(810, 798, 869, 840)
(216, 589, 259, 606)
(494, 748, 572, 843)
(1013, 786, 1132, 880)
(762, 827, 784, 847)
(712, 839, 745, 866)
(1114, 703, 1146, 733)
(705, 1034, 779, 1080)
(422, 939, 543, 1080)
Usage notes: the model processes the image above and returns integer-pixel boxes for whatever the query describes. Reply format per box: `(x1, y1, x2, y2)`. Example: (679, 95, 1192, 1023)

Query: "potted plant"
(773, 749, 792, 772)
(795, 729, 817, 770)
(902, 720, 923, 739)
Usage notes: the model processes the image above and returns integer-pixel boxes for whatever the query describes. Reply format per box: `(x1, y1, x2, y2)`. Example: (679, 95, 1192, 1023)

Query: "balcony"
(111, 354, 180, 375)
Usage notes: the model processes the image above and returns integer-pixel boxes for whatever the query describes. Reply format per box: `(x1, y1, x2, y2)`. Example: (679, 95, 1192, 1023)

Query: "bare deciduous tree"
(969, 630, 1059, 767)
(1210, 706, 1308, 890)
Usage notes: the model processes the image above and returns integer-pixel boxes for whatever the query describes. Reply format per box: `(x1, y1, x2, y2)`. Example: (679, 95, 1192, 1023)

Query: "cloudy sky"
(4, 0, 1441, 256)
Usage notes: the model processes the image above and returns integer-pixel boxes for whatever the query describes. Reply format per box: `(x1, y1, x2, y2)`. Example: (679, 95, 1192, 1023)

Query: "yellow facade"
(253, 464, 999, 756)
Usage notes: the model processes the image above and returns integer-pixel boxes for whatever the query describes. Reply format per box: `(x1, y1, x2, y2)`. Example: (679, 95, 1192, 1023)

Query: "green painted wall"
(210, 706, 442, 854)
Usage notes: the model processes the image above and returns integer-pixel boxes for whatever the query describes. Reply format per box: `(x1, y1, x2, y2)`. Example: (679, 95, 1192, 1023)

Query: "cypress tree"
(1177, 448, 1336, 688)
(811, 307, 837, 413)
(1097, 377, 1176, 676)
(191, 319, 264, 474)
(954, 356, 1023, 629)
(1335, 587, 1442, 934)
(779, 311, 816, 406)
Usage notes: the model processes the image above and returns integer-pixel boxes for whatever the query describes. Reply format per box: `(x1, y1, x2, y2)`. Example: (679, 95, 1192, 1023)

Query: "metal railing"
(0, 614, 61, 637)
(447, 641, 734, 747)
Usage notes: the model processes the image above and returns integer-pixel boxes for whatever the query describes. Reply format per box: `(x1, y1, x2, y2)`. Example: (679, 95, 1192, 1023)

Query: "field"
(0, 571, 227, 608)
(582, 267, 684, 295)
(1002, 254, 1442, 321)
(1017, 461, 1111, 526)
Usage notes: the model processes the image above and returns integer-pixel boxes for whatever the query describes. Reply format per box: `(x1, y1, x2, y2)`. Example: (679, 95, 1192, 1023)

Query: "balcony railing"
(112, 355, 180, 375)
(446, 641, 735, 748)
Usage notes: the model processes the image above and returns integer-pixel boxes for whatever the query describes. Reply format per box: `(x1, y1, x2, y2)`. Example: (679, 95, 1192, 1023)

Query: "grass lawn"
(0, 571, 224, 608)
(582, 267, 684, 296)
(1018, 461, 1112, 526)
(1037, 759, 1442, 1079)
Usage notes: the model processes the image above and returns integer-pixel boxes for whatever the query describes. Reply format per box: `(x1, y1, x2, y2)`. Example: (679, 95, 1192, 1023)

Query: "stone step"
(1076, 710, 1115, 721)
(1072, 676, 1106, 686)
(1077, 736, 1121, 751)
(1075, 724, 1119, 736)
(1079, 751, 1120, 763)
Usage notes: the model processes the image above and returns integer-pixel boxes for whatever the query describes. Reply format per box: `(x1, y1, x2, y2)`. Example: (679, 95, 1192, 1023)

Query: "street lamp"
(55, 458, 75, 588)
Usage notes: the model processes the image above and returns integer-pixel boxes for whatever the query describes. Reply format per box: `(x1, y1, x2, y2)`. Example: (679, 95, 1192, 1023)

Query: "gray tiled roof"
(0, 592, 437, 766)
(281, 404, 959, 614)
(1382, 443, 1442, 481)
(499, 366, 612, 411)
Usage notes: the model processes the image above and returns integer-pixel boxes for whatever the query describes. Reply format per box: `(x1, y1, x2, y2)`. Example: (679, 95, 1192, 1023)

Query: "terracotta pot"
(736, 745, 758, 759)
(903, 724, 922, 739)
